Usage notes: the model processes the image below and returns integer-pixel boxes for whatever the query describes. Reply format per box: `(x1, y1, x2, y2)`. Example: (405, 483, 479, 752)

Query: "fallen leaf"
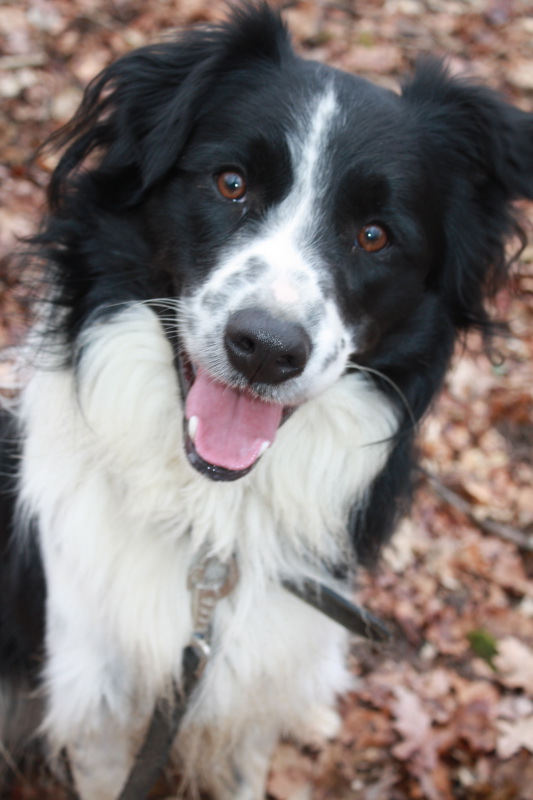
(391, 686, 432, 762)
(507, 60, 533, 90)
(494, 637, 533, 694)
(361, 766, 399, 800)
(496, 717, 533, 759)
(344, 44, 402, 74)
(452, 681, 499, 753)
(268, 743, 315, 800)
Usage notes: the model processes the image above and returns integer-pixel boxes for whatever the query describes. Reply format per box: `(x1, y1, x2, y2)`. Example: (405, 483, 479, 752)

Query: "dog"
(1, 2, 532, 798)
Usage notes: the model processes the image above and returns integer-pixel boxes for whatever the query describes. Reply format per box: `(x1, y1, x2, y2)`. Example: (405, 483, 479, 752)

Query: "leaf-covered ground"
(1, 1, 532, 798)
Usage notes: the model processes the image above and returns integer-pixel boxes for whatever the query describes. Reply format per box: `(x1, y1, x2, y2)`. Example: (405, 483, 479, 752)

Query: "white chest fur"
(17, 306, 397, 750)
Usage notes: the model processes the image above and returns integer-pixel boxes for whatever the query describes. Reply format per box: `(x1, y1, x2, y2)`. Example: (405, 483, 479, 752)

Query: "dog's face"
(49, 5, 533, 483)
(146, 65, 441, 479)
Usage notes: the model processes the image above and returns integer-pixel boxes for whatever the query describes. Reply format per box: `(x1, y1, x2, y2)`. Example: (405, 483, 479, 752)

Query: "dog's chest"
(17, 310, 397, 701)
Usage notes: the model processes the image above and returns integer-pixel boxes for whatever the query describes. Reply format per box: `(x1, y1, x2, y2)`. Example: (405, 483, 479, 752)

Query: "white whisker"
(346, 363, 417, 431)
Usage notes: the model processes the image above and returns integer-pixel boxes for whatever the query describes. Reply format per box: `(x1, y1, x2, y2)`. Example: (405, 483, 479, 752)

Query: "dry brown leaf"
(494, 637, 533, 694)
(268, 743, 315, 800)
(391, 686, 432, 762)
(361, 766, 399, 800)
(452, 681, 499, 753)
(343, 45, 402, 75)
(391, 684, 454, 800)
(507, 60, 533, 91)
(496, 716, 533, 759)
(340, 705, 395, 749)
(425, 606, 470, 657)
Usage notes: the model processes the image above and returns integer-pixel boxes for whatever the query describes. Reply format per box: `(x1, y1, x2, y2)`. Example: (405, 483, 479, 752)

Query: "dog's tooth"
(188, 416, 199, 443)
(258, 441, 271, 457)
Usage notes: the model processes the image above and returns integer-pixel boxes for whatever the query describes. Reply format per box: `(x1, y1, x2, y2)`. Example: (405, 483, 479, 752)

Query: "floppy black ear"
(47, 2, 290, 210)
(402, 60, 533, 330)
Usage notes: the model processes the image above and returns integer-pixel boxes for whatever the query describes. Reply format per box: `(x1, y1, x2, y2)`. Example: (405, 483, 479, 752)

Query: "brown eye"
(216, 171, 247, 201)
(356, 224, 389, 253)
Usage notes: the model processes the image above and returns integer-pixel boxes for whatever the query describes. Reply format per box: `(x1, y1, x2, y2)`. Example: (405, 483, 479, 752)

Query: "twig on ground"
(420, 467, 533, 552)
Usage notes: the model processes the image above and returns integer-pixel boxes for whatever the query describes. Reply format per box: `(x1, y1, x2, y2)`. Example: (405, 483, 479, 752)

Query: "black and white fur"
(2, 4, 533, 798)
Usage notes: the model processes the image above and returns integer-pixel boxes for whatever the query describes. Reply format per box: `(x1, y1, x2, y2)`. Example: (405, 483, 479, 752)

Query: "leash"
(116, 548, 239, 800)
(283, 578, 391, 643)
(115, 673, 193, 800)
(112, 555, 390, 800)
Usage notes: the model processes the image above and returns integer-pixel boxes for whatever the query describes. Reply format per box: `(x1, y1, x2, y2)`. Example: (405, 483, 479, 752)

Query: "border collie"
(1, 3, 532, 798)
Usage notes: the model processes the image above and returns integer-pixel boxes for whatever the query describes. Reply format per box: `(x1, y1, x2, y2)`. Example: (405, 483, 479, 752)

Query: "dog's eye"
(356, 224, 389, 253)
(216, 171, 247, 201)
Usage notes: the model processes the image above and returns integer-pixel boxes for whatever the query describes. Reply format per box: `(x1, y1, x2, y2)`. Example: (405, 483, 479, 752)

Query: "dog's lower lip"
(184, 428, 253, 481)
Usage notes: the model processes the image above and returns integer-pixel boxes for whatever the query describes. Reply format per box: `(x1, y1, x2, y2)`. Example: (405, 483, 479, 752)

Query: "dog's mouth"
(179, 353, 286, 481)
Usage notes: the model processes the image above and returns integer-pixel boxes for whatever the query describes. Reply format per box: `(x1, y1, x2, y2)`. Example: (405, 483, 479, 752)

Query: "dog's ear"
(402, 60, 533, 330)
(47, 2, 289, 210)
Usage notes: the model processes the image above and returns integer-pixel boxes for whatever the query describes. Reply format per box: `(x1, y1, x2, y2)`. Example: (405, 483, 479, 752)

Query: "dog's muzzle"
(182, 307, 311, 481)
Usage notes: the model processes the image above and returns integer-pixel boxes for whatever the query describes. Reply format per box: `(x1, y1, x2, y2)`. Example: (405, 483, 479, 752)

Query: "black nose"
(224, 308, 311, 385)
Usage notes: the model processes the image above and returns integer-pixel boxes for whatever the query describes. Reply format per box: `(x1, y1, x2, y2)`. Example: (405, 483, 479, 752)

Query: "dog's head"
(46, 2, 533, 481)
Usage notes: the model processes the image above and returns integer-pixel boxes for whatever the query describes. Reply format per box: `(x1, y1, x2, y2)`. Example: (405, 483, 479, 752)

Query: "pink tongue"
(185, 367, 283, 471)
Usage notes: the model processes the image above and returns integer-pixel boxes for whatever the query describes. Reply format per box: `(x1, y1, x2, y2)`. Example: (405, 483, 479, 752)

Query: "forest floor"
(1, 1, 533, 798)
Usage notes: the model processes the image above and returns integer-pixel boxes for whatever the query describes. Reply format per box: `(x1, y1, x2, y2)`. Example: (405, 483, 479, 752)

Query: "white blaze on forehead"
(227, 87, 340, 304)
(236, 87, 339, 303)
(279, 86, 339, 236)
(294, 87, 339, 188)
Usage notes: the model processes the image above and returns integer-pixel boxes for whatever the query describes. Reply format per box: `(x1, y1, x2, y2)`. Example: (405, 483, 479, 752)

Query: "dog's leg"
(62, 708, 137, 800)
(181, 723, 277, 800)
(43, 640, 143, 800)
(213, 725, 277, 800)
